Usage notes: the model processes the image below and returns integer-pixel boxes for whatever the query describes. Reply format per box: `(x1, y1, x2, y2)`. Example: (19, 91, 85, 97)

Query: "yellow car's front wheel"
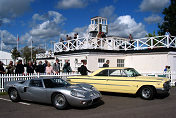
(140, 86, 155, 100)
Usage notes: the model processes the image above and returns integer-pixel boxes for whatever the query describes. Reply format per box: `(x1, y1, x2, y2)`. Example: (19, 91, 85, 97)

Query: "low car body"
(68, 67, 171, 100)
(4, 77, 101, 109)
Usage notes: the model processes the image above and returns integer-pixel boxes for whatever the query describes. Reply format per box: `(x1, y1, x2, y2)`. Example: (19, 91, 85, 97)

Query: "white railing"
(1, 72, 175, 92)
(141, 72, 176, 86)
(36, 52, 54, 59)
(54, 35, 176, 52)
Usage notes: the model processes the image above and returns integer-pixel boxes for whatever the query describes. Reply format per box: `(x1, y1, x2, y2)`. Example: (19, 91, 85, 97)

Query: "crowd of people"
(0, 58, 110, 75)
(0, 59, 72, 75)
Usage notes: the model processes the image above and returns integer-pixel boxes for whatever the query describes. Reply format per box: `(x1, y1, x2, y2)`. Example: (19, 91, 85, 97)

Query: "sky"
(0, 0, 170, 52)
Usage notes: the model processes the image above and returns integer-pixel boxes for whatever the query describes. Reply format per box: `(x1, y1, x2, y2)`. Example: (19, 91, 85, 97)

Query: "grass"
(0, 92, 8, 95)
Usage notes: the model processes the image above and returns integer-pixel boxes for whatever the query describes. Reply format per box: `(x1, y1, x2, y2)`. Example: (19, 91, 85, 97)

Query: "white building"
(36, 16, 176, 85)
(0, 51, 13, 65)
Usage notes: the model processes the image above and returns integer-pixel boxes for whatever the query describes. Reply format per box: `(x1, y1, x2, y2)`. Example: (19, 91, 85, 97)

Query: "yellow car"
(68, 67, 171, 100)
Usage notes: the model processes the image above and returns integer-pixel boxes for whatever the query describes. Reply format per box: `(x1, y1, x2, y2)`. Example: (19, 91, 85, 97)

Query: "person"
(36, 61, 45, 73)
(43, 60, 48, 73)
(53, 58, 60, 74)
(63, 60, 72, 74)
(103, 60, 110, 67)
(129, 34, 134, 48)
(164, 66, 171, 78)
(0, 61, 5, 74)
(101, 32, 106, 38)
(26, 61, 35, 74)
(45, 62, 54, 74)
(79, 60, 91, 75)
(165, 29, 171, 36)
(6, 61, 15, 74)
(15, 60, 24, 74)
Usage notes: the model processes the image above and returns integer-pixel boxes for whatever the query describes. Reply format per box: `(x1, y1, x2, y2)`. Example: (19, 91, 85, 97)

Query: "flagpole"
(31, 36, 33, 61)
(17, 34, 18, 51)
(1, 32, 3, 51)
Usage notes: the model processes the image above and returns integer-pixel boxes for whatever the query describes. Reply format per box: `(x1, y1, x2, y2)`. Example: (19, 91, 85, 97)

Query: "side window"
(109, 69, 127, 77)
(95, 69, 108, 76)
(29, 80, 43, 87)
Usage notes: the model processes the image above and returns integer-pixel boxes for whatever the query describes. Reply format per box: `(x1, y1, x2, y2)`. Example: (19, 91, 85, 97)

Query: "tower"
(88, 16, 108, 37)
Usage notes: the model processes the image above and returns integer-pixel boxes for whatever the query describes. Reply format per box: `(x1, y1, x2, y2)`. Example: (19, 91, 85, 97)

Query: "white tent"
(0, 51, 13, 65)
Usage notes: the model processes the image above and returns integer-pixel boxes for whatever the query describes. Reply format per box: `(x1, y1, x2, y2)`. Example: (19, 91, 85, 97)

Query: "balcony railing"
(54, 35, 176, 53)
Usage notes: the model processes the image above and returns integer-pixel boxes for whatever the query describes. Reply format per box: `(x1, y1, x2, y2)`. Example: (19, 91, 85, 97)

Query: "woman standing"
(45, 62, 54, 74)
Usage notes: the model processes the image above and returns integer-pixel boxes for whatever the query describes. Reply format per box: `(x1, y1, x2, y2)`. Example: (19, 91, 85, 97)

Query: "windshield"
(123, 68, 141, 77)
(43, 78, 71, 88)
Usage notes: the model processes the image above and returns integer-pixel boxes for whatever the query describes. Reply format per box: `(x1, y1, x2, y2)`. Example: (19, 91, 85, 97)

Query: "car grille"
(163, 81, 171, 91)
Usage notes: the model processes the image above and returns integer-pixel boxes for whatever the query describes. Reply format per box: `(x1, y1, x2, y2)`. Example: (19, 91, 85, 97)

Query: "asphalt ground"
(0, 87, 176, 118)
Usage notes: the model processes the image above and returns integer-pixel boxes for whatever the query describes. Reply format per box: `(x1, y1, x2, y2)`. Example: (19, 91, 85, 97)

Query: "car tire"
(140, 86, 155, 100)
(52, 93, 68, 110)
(9, 88, 21, 102)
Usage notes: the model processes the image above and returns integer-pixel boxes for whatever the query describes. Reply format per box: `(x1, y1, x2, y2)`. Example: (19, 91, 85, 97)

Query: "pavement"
(0, 87, 176, 118)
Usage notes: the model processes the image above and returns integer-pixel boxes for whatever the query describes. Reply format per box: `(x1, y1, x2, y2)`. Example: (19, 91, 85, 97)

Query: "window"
(29, 80, 43, 87)
(95, 69, 108, 76)
(117, 59, 124, 67)
(43, 78, 70, 88)
(109, 69, 126, 77)
(98, 58, 105, 67)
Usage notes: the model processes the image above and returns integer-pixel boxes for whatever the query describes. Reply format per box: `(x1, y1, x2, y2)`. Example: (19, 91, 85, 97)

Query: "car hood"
(136, 76, 170, 82)
(68, 84, 93, 92)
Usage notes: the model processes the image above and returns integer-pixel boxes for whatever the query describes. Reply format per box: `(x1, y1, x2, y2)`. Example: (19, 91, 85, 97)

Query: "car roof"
(31, 77, 61, 80)
(89, 67, 133, 76)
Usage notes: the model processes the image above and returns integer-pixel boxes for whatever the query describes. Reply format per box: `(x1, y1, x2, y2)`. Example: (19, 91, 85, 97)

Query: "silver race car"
(4, 77, 101, 109)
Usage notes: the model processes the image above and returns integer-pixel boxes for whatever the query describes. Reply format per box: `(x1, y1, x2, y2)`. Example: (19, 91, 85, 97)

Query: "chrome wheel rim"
(10, 89, 18, 100)
(142, 88, 151, 99)
(54, 95, 65, 107)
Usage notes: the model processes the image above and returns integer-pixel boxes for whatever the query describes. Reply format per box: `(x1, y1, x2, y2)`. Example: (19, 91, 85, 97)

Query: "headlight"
(71, 90, 85, 98)
(91, 86, 98, 91)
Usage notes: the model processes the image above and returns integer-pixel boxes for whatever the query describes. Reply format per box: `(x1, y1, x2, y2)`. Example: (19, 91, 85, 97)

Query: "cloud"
(0, 0, 33, 18)
(108, 15, 147, 38)
(139, 0, 169, 12)
(0, 30, 17, 51)
(56, 0, 88, 9)
(144, 15, 162, 24)
(0, 0, 33, 26)
(30, 11, 65, 39)
(99, 5, 117, 22)
(0, 18, 10, 26)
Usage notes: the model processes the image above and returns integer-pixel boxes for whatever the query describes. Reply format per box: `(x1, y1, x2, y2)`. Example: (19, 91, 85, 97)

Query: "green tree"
(158, 0, 176, 36)
(20, 46, 45, 63)
(11, 47, 20, 61)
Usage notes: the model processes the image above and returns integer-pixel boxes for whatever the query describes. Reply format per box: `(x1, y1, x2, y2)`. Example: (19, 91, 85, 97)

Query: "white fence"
(54, 35, 176, 52)
(0, 72, 175, 93)
(0, 72, 80, 92)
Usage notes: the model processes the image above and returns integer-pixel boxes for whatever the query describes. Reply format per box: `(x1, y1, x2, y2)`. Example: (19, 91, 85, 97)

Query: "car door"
(106, 69, 136, 94)
(90, 69, 109, 91)
(23, 79, 47, 102)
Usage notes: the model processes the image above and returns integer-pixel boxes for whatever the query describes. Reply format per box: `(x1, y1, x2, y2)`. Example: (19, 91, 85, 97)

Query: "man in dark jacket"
(0, 61, 5, 74)
(15, 60, 24, 74)
(26, 61, 35, 74)
(103, 60, 110, 67)
(36, 61, 45, 73)
(79, 60, 91, 75)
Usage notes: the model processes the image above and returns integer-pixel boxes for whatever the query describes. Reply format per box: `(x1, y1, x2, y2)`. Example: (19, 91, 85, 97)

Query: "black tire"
(9, 88, 21, 102)
(52, 93, 68, 110)
(140, 86, 155, 100)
